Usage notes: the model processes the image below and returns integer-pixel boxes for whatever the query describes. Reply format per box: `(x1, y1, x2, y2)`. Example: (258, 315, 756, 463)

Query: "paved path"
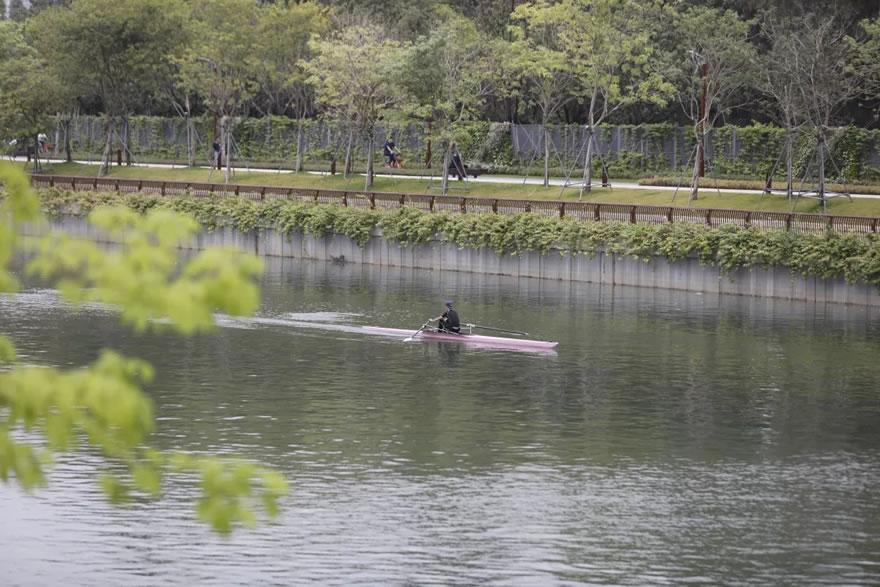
(13, 156, 880, 200)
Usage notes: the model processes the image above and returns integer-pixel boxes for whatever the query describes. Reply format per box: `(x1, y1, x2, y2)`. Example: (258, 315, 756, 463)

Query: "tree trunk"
(441, 141, 450, 196)
(33, 134, 40, 173)
(295, 117, 305, 173)
(223, 116, 232, 184)
(543, 124, 550, 188)
(185, 96, 195, 167)
(53, 114, 61, 157)
(99, 116, 114, 177)
(818, 129, 826, 213)
(364, 126, 374, 191)
(582, 126, 594, 197)
(63, 116, 72, 163)
(343, 125, 353, 178)
(122, 117, 132, 166)
(785, 129, 793, 200)
(690, 127, 703, 202)
(424, 120, 433, 168)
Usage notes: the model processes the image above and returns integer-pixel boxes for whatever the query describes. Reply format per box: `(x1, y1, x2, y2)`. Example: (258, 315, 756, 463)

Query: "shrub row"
(62, 116, 880, 181)
(34, 188, 880, 288)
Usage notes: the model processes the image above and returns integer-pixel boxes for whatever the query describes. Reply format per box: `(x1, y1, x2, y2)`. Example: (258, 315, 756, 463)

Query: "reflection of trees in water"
(417, 340, 461, 368)
(436, 342, 461, 367)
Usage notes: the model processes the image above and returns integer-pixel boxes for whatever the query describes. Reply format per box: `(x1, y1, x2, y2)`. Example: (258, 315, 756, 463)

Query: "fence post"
(92, 178, 98, 190)
(492, 199, 498, 213)
(460, 198, 466, 213)
(559, 202, 565, 218)
(785, 214, 792, 231)
(399, 194, 405, 208)
(161, 182, 166, 196)
(113, 179, 119, 192)
(525, 202, 531, 213)
(369, 193, 375, 209)
(234, 185, 240, 196)
(827, 216, 834, 231)
(705, 209, 712, 226)
(595, 204, 601, 221)
(630, 205, 636, 224)
(667, 207, 673, 223)
(287, 188, 293, 200)
(744, 211, 751, 227)
(873, 218, 878, 233)
(342, 192, 348, 207)
(137, 180, 143, 192)
(313, 190, 319, 203)
(49, 177, 55, 188)
(260, 187, 266, 202)
(430, 196, 435, 212)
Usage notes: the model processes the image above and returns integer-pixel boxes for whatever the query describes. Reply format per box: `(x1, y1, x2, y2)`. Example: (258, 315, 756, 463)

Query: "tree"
(554, 0, 672, 194)
(305, 24, 401, 190)
(178, 0, 260, 183)
(509, 2, 578, 187)
(0, 21, 63, 171)
(757, 13, 807, 199)
(253, 1, 329, 172)
(788, 14, 865, 210)
(8, 0, 25, 21)
(31, 0, 188, 175)
(667, 5, 757, 202)
(852, 17, 880, 126)
(0, 162, 288, 534)
(397, 8, 496, 195)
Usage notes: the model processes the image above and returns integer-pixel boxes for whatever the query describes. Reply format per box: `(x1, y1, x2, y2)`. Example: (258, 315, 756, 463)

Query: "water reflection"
(1, 256, 879, 584)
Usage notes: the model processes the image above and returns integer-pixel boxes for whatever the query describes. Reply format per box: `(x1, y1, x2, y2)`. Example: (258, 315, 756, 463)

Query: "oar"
(464, 323, 529, 337)
(403, 320, 432, 342)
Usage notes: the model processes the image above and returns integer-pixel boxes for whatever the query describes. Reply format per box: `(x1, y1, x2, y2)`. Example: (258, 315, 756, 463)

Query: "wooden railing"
(30, 174, 880, 235)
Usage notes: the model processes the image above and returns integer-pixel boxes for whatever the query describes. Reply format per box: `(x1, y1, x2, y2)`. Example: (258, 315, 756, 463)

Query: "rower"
(433, 301, 460, 334)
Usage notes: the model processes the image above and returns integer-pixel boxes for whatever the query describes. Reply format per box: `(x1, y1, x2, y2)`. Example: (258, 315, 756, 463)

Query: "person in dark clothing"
(383, 138, 397, 167)
(449, 143, 465, 181)
(212, 139, 222, 170)
(433, 301, 460, 333)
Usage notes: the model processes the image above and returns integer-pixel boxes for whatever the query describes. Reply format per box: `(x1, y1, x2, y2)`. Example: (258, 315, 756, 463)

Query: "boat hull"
(362, 326, 559, 351)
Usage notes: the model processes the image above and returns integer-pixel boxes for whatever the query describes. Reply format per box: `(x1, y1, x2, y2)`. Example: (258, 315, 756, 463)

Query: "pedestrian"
(383, 137, 398, 167)
(212, 139, 222, 170)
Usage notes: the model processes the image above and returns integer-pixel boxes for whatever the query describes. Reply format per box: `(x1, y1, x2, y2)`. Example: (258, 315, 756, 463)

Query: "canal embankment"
(25, 213, 880, 307)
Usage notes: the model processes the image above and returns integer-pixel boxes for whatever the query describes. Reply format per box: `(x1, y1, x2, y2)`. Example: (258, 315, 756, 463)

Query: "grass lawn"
(22, 161, 880, 217)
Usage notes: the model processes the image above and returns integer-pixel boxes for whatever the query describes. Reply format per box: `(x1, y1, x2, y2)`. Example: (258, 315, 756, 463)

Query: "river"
(1, 257, 879, 585)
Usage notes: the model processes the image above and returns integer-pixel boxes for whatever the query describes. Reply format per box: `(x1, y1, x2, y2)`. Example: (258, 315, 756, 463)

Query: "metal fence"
(31, 174, 880, 235)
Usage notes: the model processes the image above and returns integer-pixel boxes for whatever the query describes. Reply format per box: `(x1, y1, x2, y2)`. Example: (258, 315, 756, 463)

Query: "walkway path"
(13, 156, 880, 200)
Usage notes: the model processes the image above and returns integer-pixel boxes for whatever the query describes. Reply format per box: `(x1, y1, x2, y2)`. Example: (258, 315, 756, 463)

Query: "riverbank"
(26, 206, 880, 306)
(15, 160, 880, 216)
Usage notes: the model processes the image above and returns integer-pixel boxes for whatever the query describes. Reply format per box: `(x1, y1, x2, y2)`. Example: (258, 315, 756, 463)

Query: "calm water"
(1, 257, 880, 585)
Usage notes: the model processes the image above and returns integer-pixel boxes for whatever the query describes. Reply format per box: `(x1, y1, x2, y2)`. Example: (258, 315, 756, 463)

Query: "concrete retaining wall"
(28, 217, 880, 307)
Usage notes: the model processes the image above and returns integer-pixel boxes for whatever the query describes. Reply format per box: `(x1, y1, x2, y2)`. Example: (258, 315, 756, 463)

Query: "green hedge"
(34, 189, 880, 288)
(63, 116, 880, 181)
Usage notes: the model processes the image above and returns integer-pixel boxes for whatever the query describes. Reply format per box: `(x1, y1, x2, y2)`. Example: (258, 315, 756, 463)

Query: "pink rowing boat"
(362, 326, 559, 351)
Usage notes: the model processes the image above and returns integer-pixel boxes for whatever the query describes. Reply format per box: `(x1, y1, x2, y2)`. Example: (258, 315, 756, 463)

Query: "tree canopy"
(2, 0, 876, 129)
